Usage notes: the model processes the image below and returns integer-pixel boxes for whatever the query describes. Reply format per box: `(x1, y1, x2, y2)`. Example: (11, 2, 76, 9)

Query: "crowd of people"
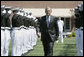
(1, 5, 38, 56)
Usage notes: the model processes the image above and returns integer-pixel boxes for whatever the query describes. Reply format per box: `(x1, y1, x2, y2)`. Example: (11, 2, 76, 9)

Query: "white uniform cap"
(1, 5, 5, 8)
(5, 6, 12, 10)
(17, 11, 20, 15)
(29, 12, 32, 15)
(79, 4, 83, 11)
(8, 10, 12, 14)
(33, 17, 36, 20)
(2, 10, 6, 13)
(19, 12, 24, 16)
(12, 8, 20, 13)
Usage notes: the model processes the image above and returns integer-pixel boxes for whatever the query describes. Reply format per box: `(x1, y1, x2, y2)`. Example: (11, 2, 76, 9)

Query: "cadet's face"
(45, 10, 52, 15)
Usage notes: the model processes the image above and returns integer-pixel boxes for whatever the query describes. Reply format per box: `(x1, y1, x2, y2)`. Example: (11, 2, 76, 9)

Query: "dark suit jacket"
(39, 15, 59, 42)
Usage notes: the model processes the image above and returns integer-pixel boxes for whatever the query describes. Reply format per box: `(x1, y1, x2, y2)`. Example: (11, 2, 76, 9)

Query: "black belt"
(80, 27, 83, 30)
(75, 28, 83, 30)
(12, 27, 29, 30)
(75, 28, 79, 30)
(81, 29, 83, 30)
(29, 26, 34, 29)
(80, 29, 83, 30)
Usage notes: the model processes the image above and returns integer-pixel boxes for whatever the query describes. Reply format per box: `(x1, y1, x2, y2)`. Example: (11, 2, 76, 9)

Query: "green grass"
(9, 37, 77, 56)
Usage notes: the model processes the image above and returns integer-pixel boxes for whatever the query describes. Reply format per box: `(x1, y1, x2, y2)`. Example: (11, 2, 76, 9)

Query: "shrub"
(72, 32, 76, 37)
(68, 34, 72, 38)
(68, 32, 76, 38)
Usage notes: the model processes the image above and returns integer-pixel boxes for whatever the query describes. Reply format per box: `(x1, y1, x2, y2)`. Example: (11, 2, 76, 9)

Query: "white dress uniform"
(11, 10, 23, 56)
(29, 15, 38, 47)
(1, 9, 6, 56)
(57, 19, 64, 43)
(26, 15, 34, 51)
(21, 12, 36, 55)
(75, 3, 83, 56)
(21, 13, 29, 54)
(31, 17, 38, 46)
(2, 7, 12, 56)
(19, 12, 32, 55)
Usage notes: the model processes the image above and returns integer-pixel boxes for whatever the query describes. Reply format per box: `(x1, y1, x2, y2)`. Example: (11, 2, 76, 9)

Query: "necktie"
(46, 15, 50, 27)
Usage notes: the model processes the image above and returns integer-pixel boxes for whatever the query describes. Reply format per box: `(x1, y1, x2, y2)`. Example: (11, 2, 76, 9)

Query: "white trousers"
(21, 28, 37, 55)
(21, 28, 29, 54)
(76, 29, 83, 56)
(11, 29, 22, 56)
(59, 30, 63, 43)
(30, 28, 37, 46)
(11, 27, 38, 56)
(1, 29, 11, 56)
(1, 29, 5, 56)
(24, 28, 33, 52)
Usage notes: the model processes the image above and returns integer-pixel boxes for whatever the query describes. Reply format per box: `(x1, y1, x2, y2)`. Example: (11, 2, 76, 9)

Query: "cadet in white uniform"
(11, 8, 23, 56)
(74, 3, 83, 56)
(57, 16, 64, 43)
(1, 6, 12, 56)
(25, 12, 34, 52)
(28, 12, 37, 47)
(4, 7, 12, 56)
(1, 5, 6, 56)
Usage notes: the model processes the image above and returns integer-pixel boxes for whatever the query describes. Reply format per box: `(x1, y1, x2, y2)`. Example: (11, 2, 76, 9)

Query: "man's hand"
(37, 32, 41, 38)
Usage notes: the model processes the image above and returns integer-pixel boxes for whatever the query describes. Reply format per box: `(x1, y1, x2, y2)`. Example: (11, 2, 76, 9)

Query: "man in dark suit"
(37, 7, 59, 56)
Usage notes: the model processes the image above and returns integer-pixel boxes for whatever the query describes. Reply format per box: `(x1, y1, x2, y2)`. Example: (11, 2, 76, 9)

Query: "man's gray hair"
(45, 7, 52, 12)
